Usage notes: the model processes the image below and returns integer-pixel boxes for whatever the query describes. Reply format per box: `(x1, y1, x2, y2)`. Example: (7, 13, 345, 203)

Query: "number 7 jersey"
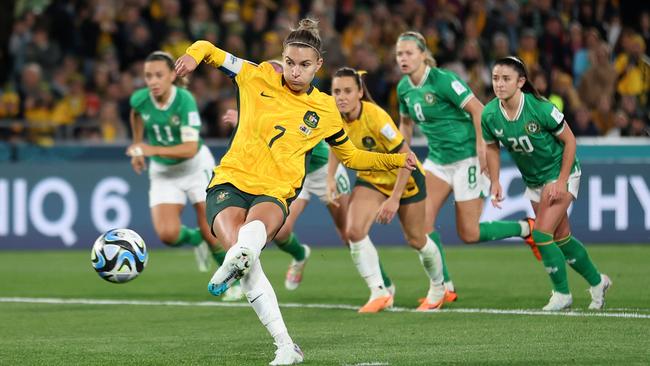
(481, 92, 580, 187)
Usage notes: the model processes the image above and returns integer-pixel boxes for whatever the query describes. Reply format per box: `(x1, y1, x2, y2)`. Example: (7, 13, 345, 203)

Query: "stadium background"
(0, 0, 649, 249)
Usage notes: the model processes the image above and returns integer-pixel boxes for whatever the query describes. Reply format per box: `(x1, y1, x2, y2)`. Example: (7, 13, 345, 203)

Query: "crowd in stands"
(1, 0, 649, 146)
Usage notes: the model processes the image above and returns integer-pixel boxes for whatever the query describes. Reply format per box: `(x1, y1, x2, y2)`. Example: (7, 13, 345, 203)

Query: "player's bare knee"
(458, 228, 480, 244)
(405, 234, 425, 250)
(158, 229, 179, 245)
(347, 226, 366, 243)
(554, 227, 570, 241)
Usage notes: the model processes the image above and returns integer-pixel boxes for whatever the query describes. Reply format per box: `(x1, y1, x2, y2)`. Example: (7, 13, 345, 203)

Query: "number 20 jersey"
(481, 92, 580, 188)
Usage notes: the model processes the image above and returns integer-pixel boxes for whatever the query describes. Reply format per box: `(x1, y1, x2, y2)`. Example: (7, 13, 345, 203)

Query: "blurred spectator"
(614, 33, 650, 104)
(538, 13, 567, 73)
(571, 105, 600, 136)
(641, 12, 650, 57)
(629, 112, 650, 137)
(569, 22, 589, 85)
(490, 33, 511, 67)
(243, 5, 269, 61)
(24, 88, 56, 146)
(605, 110, 631, 137)
(51, 74, 88, 130)
(24, 26, 62, 81)
(98, 101, 127, 142)
(591, 95, 616, 135)
(447, 39, 490, 102)
(162, 28, 192, 60)
(518, 29, 539, 71)
(18, 63, 45, 118)
(578, 42, 617, 110)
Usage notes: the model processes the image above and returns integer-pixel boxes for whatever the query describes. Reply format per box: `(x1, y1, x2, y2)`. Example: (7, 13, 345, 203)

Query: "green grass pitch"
(1, 245, 649, 365)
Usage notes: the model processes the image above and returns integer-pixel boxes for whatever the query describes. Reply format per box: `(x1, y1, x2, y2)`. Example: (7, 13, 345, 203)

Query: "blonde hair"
(397, 31, 436, 67)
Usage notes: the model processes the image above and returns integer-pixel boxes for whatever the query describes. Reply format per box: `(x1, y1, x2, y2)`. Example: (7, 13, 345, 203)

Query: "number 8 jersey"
(481, 92, 580, 188)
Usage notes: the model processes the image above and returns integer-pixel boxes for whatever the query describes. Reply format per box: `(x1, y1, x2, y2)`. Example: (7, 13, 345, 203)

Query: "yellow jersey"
(186, 41, 407, 209)
(343, 101, 424, 199)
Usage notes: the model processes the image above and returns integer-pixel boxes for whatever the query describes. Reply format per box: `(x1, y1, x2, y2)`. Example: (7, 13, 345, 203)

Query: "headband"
(398, 35, 426, 51)
(284, 41, 321, 57)
(505, 56, 524, 66)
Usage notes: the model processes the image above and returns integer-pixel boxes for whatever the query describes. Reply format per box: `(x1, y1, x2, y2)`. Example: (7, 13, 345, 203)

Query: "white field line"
(1, 297, 650, 319)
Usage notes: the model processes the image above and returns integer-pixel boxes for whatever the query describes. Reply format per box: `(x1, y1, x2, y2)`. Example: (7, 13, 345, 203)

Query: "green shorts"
(205, 183, 288, 235)
(355, 168, 426, 205)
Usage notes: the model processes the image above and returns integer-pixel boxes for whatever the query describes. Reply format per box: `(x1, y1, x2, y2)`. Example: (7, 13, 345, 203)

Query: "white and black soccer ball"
(91, 228, 148, 283)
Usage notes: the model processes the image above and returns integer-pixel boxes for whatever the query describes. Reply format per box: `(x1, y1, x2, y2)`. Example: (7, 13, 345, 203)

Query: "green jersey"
(481, 92, 580, 187)
(397, 67, 476, 164)
(130, 86, 203, 165)
(307, 140, 329, 173)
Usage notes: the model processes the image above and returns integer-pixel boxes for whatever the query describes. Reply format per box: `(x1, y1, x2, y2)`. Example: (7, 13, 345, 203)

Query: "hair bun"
(297, 18, 319, 36)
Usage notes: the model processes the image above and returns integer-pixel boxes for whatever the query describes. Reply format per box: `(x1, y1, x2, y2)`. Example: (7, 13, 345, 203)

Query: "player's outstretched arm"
(326, 129, 416, 171)
(176, 40, 246, 79)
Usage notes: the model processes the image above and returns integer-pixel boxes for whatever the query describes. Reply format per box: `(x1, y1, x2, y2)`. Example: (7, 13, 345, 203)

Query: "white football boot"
(542, 291, 573, 311)
(588, 274, 612, 310)
(194, 241, 211, 272)
(285, 245, 311, 290)
(208, 246, 255, 296)
(269, 343, 303, 365)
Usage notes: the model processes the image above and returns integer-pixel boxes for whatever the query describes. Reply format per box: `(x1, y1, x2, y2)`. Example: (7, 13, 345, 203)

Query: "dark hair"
(145, 51, 187, 87)
(145, 51, 175, 70)
(333, 67, 375, 104)
(283, 18, 322, 57)
(493, 56, 542, 99)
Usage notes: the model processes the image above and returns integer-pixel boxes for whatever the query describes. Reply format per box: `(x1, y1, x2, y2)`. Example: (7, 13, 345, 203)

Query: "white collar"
(407, 66, 431, 89)
(149, 85, 177, 111)
(499, 92, 525, 121)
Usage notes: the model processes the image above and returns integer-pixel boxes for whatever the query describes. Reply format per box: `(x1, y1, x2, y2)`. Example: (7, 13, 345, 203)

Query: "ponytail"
(493, 56, 542, 99)
(333, 67, 375, 104)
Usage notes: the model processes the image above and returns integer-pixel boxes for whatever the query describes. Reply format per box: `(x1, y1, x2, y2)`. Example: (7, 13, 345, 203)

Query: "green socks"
(212, 245, 227, 266)
(478, 221, 523, 242)
(378, 260, 392, 288)
(275, 232, 306, 261)
(557, 235, 601, 286)
(428, 231, 450, 282)
(173, 225, 203, 247)
(533, 230, 570, 294)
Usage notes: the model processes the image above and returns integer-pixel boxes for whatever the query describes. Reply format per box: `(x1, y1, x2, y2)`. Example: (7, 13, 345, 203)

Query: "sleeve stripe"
(327, 136, 349, 146)
(325, 129, 346, 144)
(389, 140, 404, 153)
(553, 122, 566, 136)
(460, 94, 474, 109)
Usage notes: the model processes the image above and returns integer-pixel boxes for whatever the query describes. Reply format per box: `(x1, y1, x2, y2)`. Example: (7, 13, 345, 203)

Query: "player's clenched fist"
(175, 54, 198, 77)
(404, 151, 417, 171)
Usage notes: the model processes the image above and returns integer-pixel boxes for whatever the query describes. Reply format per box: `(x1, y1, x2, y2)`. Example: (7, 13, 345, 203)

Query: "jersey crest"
(362, 136, 377, 150)
(424, 92, 436, 105)
(525, 121, 540, 135)
(303, 111, 320, 128)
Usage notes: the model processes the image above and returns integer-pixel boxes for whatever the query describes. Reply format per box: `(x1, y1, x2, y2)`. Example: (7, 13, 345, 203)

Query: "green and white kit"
(481, 92, 581, 202)
(397, 66, 488, 201)
(298, 140, 351, 203)
(130, 86, 215, 207)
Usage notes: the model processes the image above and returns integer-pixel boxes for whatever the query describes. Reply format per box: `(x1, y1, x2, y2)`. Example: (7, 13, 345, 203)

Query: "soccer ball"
(91, 228, 148, 283)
